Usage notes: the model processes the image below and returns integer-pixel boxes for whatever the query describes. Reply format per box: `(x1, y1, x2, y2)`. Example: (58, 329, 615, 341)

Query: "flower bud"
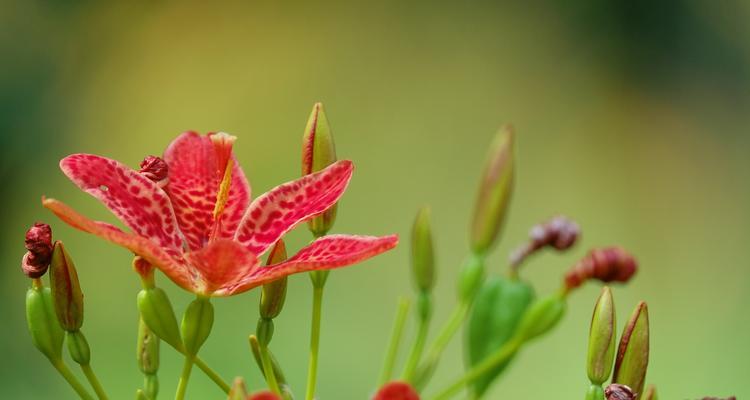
(137, 288, 184, 351)
(587, 287, 616, 385)
(228, 377, 249, 400)
(469, 125, 514, 255)
(181, 297, 214, 357)
(565, 247, 637, 291)
(66, 330, 91, 365)
(613, 301, 649, 396)
(509, 215, 580, 267)
(26, 285, 64, 361)
(260, 240, 288, 320)
(515, 293, 566, 342)
(604, 384, 636, 400)
(139, 155, 169, 186)
(302, 102, 338, 237)
(21, 222, 53, 278)
(411, 207, 435, 293)
(642, 385, 657, 400)
(49, 241, 84, 331)
(457, 254, 485, 303)
(256, 319, 274, 347)
(372, 381, 420, 400)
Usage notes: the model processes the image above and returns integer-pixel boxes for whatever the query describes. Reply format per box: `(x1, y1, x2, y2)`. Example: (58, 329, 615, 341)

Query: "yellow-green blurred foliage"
(2, 1, 749, 398)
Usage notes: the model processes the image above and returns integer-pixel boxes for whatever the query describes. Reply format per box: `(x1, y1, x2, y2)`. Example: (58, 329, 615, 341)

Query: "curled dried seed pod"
(21, 222, 54, 278)
(605, 383, 636, 400)
(564, 247, 637, 290)
(139, 155, 169, 186)
(510, 215, 580, 267)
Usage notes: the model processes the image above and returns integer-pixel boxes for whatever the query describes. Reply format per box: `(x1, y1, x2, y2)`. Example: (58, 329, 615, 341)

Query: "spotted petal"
(183, 239, 260, 295)
(60, 154, 184, 251)
(42, 197, 195, 291)
(163, 132, 251, 250)
(235, 160, 354, 255)
(219, 234, 398, 296)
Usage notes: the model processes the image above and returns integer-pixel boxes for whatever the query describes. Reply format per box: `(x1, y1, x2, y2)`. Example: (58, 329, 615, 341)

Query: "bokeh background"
(2, 1, 749, 398)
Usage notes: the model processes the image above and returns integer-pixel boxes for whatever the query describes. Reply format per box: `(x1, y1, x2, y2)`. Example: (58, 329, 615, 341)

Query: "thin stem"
(260, 343, 282, 395)
(415, 301, 469, 388)
(80, 364, 109, 400)
(305, 286, 324, 400)
(401, 312, 429, 382)
(174, 356, 195, 400)
(378, 297, 411, 385)
(194, 357, 230, 393)
(428, 337, 522, 400)
(53, 360, 95, 400)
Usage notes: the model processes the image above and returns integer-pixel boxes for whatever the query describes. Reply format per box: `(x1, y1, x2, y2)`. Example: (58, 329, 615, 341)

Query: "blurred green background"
(2, 1, 749, 398)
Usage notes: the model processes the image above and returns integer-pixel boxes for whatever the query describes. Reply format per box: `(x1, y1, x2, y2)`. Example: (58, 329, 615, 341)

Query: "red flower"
(43, 131, 397, 296)
(373, 382, 420, 400)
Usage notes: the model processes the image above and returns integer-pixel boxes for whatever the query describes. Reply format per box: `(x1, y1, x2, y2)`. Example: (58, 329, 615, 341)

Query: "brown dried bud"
(21, 223, 53, 278)
(139, 156, 169, 186)
(510, 215, 580, 267)
(564, 247, 637, 290)
(605, 384, 636, 400)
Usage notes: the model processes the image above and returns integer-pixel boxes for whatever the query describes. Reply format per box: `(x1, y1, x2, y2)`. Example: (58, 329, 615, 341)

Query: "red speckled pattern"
(42, 198, 194, 291)
(60, 154, 184, 251)
(163, 132, 251, 250)
(235, 160, 353, 255)
(220, 234, 398, 296)
(184, 239, 259, 293)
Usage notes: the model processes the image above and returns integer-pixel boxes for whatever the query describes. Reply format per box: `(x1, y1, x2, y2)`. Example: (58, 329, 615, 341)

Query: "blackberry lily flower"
(43, 131, 398, 296)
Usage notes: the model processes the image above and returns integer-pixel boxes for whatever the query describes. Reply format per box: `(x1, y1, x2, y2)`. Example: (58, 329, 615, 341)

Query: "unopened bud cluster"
(139, 155, 169, 186)
(510, 215, 579, 267)
(22, 223, 54, 278)
(565, 247, 637, 290)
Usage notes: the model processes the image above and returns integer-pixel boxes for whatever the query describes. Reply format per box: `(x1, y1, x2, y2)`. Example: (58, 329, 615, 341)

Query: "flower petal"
(218, 234, 398, 296)
(183, 239, 260, 295)
(234, 160, 353, 255)
(42, 197, 196, 291)
(60, 154, 184, 251)
(163, 132, 251, 250)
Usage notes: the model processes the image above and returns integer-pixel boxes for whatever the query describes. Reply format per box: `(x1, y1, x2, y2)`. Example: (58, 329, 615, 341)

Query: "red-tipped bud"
(139, 156, 169, 186)
(564, 247, 637, 290)
(49, 241, 84, 331)
(613, 301, 649, 396)
(510, 215, 580, 267)
(301, 102, 338, 237)
(21, 222, 53, 278)
(373, 381, 420, 400)
(604, 384, 636, 400)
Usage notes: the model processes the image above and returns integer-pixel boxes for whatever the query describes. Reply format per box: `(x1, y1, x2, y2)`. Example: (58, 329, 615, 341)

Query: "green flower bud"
(66, 330, 90, 365)
(613, 301, 649, 396)
(469, 126, 514, 254)
(302, 102, 338, 237)
(260, 241, 288, 320)
(181, 297, 214, 357)
(137, 288, 183, 351)
(587, 287, 617, 385)
(515, 293, 566, 342)
(228, 377, 248, 400)
(457, 254, 486, 303)
(25, 285, 64, 361)
(466, 276, 534, 397)
(642, 384, 657, 400)
(256, 319, 275, 347)
(137, 318, 160, 375)
(49, 241, 84, 331)
(411, 207, 435, 293)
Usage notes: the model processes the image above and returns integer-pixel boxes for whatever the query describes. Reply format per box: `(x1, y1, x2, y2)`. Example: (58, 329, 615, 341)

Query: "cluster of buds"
(22, 223, 54, 278)
(565, 247, 637, 291)
(604, 383, 637, 400)
(139, 155, 169, 187)
(509, 215, 580, 268)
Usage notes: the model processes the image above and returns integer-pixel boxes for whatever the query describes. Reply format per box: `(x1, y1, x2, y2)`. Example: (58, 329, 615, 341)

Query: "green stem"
(414, 301, 470, 388)
(429, 337, 522, 400)
(174, 356, 194, 400)
(260, 343, 282, 395)
(80, 363, 109, 400)
(378, 297, 411, 385)
(194, 357, 230, 393)
(305, 286, 324, 400)
(53, 360, 95, 400)
(401, 313, 430, 382)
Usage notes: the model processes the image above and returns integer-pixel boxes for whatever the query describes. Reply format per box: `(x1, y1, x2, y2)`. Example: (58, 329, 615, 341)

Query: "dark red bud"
(139, 156, 169, 184)
(605, 384, 636, 400)
(565, 247, 637, 290)
(373, 381, 420, 400)
(510, 215, 580, 267)
(21, 223, 53, 278)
